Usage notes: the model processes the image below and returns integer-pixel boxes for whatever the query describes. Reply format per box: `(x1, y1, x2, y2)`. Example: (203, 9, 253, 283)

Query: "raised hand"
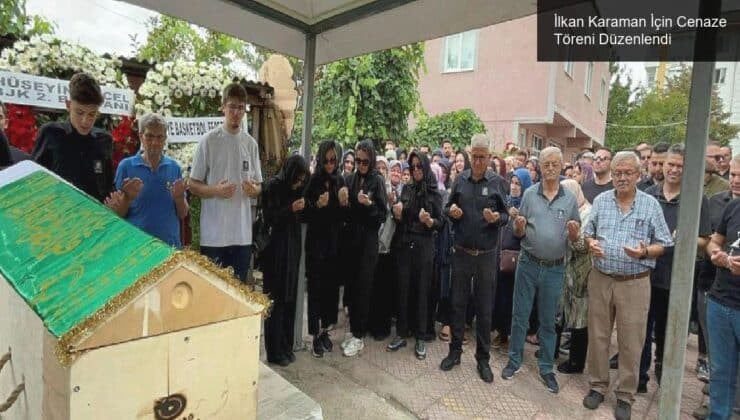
(449, 203, 463, 219)
(104, 190, 126, 212)
(215, 179, 237, 199)
(566, 220, 581, 242)
(483, 208, 500, 224)
(292, 197, 305, 213)
(392, 201, 403, 219)
(317, 191, 330, 208)
(624, 240, 647, 259)
(170, 178, 187, 199)
(514, 215, 527, 232)
(338, 187, 349, 206)
(121, 177, 144, 201)
(358, 190, 372, 206)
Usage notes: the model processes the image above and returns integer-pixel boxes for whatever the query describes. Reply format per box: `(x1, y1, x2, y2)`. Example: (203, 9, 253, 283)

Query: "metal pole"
(294, 33, 316, 350)
(658, 0, 718, 413)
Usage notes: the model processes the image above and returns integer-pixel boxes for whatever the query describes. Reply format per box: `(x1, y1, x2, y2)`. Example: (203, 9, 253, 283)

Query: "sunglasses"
(411, 163, 423, 170)
(324, 158, 337, 165)
(356, 158, 370, 166)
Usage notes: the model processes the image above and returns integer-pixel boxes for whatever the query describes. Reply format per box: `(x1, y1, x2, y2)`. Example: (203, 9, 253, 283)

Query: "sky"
(25, 0, 649, 88)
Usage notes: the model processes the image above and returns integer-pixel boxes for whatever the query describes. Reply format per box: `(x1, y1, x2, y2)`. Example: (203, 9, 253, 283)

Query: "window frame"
(442, 30, 478, 73)
(584, 61, 594, 99)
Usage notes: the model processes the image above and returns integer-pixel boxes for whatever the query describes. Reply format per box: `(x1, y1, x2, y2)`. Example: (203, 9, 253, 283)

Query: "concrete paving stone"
(474, 391, 540, 420)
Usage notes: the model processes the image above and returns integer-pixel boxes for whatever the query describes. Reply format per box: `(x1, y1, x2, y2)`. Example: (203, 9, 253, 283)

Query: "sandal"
(438, 325, 451, 342)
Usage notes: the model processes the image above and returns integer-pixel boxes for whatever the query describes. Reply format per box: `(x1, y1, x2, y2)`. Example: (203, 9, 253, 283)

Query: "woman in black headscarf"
(340, 139, 388, 357)
(262, 154, 310, 366)
(304, 140, 350, 357)
(387, 151, 442, 360)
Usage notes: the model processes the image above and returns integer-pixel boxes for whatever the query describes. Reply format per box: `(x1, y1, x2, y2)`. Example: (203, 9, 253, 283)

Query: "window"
(584, 62, 594, 98)
(532, 134, 544, 152)
(518, 128, 527, 147)
(443, 30, 478, 72)
(714, 68, 727, 84)
(599, 78, 607, 113)
(645, 66, 657, 90)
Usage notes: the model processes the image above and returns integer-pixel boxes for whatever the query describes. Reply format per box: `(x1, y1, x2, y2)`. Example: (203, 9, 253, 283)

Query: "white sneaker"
(342, 337, 364, 357)
(340, 334, 354, 350)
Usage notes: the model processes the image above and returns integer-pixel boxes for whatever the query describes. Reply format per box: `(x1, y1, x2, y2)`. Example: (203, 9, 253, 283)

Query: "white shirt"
(190, 125, 263, 247)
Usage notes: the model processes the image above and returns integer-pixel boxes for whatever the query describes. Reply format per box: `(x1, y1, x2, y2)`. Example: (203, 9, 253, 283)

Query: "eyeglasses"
(471, 155, 488, 162)
(356, 158, 370, 166)
(613, 170, 636, 179)
(225, 104, 246, 113)
(594, 156, 611, 163)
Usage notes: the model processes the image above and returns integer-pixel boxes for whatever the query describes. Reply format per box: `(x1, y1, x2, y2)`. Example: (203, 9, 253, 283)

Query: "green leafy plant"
(409, 109, 486, 151)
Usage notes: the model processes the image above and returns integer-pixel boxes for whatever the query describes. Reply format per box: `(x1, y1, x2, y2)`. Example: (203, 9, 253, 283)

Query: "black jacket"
(346, 147, 387, 234)
(304, 141, 348, 274)
(395, 152, 442, 240)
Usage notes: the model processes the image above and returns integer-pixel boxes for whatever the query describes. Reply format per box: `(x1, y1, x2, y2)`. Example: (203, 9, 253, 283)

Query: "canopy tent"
(114, 1, 726, 418)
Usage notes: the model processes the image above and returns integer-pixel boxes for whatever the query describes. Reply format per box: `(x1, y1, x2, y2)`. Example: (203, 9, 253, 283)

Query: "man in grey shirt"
(502, 146, 580, 394)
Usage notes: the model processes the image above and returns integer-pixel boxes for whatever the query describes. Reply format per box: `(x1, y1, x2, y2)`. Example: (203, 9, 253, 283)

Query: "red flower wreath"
(111, 116, 139, 171)
(5, 104, 38, 154)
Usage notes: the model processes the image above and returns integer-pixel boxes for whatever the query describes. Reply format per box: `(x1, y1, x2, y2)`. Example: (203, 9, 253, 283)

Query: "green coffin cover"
(0, 171, 175, 338)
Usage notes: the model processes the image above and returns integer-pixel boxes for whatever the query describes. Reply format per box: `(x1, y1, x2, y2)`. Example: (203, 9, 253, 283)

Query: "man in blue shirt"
(582, 151, 673, 420)
(107, 113, 188, 247)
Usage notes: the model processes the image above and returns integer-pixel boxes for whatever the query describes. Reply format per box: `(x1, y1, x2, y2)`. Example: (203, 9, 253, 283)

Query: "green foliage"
(136, 16, 249, 66)
(312, 43, 426, 150)
(409, 109, 486, 151)
(605, 64, 739, 151)
(0, 0, 55, 38)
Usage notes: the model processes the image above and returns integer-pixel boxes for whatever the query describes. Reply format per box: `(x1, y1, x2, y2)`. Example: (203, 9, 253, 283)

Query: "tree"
(310, 43, 425, 150)
(409, 109, 486, 151)
(135, 16, 250, 66)
(0, 0, 55, 38)
(605, 64, 739, 151)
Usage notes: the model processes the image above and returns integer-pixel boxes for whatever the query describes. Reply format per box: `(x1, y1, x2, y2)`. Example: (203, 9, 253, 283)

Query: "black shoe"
(320, 331, 333, 352)
(541, 372, 559, 393)
(268, 357, 290, 367)
(477, 361, 494, 383)
(583, 390, 604, 409)
(557, 360, 584, 374)
(501, 361, 520, 380)
(637, 379, 648, 394)
(610, 354, 619, 370)
(312, 336, 325, 358)
(655, 362, 663, 386)
(615, 399, 632, 420)
(285, 352, 296, 363)
(386, 336, 407, 352)
(440, 353, 461, 371)
(415, 340, 427, 360)
(373, 333, 389, 341)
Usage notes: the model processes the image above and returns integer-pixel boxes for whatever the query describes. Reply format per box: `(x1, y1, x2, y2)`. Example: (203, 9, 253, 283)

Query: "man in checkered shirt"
(581, 151, 673, 420)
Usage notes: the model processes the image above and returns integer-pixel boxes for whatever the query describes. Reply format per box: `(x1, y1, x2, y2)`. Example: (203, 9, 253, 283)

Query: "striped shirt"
(585, 189, 673, 275)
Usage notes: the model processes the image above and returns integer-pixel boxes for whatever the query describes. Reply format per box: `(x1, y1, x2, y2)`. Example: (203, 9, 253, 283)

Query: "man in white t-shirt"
(189, 83, 263, 282)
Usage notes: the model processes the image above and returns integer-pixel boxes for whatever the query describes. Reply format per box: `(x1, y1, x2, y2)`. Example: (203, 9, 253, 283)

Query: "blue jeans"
(508, 252, 565, 375)
(200, 245, 252, 283)
(707, 297, 740, 420)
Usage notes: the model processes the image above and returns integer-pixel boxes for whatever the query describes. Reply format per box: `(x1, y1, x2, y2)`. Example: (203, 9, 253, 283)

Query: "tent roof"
(119, 0, 537, 65)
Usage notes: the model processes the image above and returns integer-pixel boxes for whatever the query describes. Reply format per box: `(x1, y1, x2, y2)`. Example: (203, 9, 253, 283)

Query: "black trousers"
(396, 236, 434, 338)
(370, 253, 395, 338)
(307, 256, 340, 336)
(449, 251, 496, 362)
(492, 271, 515, 337)
(264, 298, 296, 362)
(640, 286, 669, 382)
(349, 232, 379, 338)
(567, 328, 588, 367)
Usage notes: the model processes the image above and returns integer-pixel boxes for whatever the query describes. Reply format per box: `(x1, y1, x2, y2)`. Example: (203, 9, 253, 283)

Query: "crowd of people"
(1, 72, 739, 420)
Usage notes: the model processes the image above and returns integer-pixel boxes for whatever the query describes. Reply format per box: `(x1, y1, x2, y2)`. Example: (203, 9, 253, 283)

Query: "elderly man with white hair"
(502, 146, 581, 394)
(439, 134, 509, 383)
(106, 112, 189, 247)
(582, 151, 672, 420)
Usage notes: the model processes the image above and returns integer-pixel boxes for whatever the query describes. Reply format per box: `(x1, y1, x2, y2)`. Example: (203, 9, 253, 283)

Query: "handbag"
(499, 249, 519, 273)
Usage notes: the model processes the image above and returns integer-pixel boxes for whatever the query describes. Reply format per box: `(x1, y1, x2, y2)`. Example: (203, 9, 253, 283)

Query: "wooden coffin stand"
(0, 168, 270, 420)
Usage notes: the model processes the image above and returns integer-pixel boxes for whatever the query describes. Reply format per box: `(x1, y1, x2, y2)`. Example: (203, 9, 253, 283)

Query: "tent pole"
(294, 33, 316, 351)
